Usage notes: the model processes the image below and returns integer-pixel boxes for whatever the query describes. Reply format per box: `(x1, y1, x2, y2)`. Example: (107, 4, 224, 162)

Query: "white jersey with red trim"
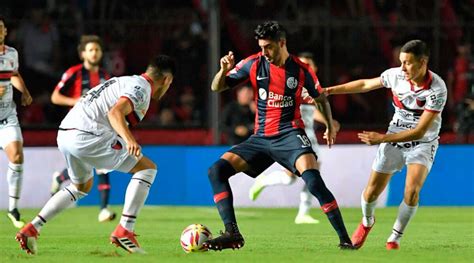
(381, 67, 447, 142)
(0, 45, 19, 120)
(59, 75, 152, 135)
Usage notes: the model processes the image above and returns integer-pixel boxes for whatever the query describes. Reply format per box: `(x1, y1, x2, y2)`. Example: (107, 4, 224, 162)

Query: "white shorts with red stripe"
(57, 129, 140, 184)
(372, 140, 438, 174)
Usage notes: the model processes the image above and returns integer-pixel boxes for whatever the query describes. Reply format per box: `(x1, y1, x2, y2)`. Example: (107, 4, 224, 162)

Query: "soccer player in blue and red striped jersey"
(49, 35, 116, 222)
(204, 21, 354, 250)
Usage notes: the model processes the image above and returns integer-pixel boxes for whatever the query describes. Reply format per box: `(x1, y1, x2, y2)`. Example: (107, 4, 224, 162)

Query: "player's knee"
(75, 178, 94, 193)
(208, 159, 236, 182)
(67, 184, 88, 200)
(404, 188, 420, 205)
(9, 153, 23, 164)
(364, 188, 379, 202)
(133, 169, 157, 186)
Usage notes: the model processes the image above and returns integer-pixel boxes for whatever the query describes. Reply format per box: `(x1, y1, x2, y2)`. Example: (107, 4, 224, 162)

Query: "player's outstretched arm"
(211, 51, 235, 93)
(325, 77, 382, 95)
(11, 72, 32, 106)
(358, 111, 439, 145)
(108, 98, 141, 157)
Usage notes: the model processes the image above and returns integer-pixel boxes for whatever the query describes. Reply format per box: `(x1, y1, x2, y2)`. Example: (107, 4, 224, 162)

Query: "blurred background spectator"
(221, 85, 255, 145)
(0, 0, 472, 144)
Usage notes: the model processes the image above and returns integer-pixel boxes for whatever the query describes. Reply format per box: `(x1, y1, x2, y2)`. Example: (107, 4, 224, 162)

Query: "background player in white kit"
(0, 17, 33, 228)
(15, 55, 176, 255)
(249, 52, 340, 224)
(325, 40, 447, 250)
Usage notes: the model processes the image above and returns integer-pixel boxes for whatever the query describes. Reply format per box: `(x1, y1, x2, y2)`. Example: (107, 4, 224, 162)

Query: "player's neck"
(83, 62, 99, 72)
(412, 69, 428, 87)
(0, 43, 4, 54)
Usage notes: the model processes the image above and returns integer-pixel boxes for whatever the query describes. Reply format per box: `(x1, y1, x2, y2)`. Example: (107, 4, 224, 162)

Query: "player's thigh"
(0, 124, 23, 150)
(372, 143, 405, 174)
(84, 132, 140, 173)
(270, 129, 316, 175)
(227, 135, 273, 177)
(405, 141, 438, 173)
(64, 153, 94, 185)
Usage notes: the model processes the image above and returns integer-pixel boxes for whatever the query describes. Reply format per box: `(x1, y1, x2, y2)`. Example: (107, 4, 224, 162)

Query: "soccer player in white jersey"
(15, 55, 176, 255)
(0, 17, 33, 228)
(325, 40, 447, 250)
(249, 53, 340, 224)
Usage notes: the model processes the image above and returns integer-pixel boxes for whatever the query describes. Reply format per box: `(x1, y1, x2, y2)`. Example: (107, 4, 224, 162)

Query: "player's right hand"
(126, 139, 142, 158)
(220, 51, 235, 73)
(323, 126, 337, 148)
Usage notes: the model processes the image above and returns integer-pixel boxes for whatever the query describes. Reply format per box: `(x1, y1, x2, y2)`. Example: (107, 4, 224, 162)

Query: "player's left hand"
(21, 92, 33, 106)
(323, 127, 337, 148)
(358, 131, 384, 145)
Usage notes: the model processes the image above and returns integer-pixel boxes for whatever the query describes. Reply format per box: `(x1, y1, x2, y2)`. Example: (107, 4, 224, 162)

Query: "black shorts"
(228, 129, 316, 177)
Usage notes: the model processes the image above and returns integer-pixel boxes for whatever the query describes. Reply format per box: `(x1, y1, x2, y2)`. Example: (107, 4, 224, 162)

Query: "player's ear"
(279, 39, 286, 48)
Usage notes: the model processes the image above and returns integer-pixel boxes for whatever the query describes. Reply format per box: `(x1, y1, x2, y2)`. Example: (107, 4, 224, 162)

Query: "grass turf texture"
(1, 206, 473, 262)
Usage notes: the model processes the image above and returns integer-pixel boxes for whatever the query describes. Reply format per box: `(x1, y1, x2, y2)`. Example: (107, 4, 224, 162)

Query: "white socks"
(361, 193, 377, 227)
(7, 162, 23, 211)
(387, 201, 418, 243)
(297, 186, 312, 217)
(120, 169, 157, 231)
(260, 169, 296, 187)
(32, 184, 87, 231)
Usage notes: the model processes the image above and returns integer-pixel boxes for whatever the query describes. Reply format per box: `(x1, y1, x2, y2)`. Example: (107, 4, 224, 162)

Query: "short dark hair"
(254, 21, 287, 41)
(400, 40, 430, 59)
(77, 35, 103, 57)
(147, 55, 176, 78)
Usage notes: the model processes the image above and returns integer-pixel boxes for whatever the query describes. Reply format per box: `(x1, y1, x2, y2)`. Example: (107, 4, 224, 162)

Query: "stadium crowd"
(0, 0, 472, 141)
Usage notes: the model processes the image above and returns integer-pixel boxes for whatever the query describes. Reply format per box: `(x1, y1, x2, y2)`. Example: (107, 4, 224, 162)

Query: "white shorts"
(372, 140, 439, 174)
(57, 129, 140, 184)
(0, 115, 23, 149)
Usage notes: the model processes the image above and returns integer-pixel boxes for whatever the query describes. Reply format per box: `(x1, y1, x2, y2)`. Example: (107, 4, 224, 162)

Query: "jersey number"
(84, 79, 116, 103)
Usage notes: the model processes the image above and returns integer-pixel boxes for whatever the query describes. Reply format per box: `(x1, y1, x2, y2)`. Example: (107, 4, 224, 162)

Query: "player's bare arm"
(325, 77, 383, 95)
(211, 51, 234, 92)
(11, 72, 32, 106)
(358, 110, 439, 145)
(50, 89, 79, 107)
(313, 108, 341, 132)
(107, 98, 141, 157)
(313, 93, 336, 147)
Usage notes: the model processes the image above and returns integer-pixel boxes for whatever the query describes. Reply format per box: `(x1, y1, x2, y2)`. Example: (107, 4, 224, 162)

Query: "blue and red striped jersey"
(225, 53, 323, 136)
(55, 64, 110, 99)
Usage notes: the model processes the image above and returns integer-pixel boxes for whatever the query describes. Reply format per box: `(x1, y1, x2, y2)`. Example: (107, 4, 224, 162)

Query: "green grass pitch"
(1, 206, 473, 262)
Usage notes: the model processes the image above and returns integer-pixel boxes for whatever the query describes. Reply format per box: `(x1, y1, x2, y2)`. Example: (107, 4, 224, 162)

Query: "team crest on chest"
(286, 77, 298, 89)
(258, 88, 267, 100)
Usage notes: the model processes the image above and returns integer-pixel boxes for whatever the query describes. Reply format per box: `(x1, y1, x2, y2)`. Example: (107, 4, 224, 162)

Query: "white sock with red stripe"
(259, 169, 296, 186)
(7, 162, 23, 211)
(32, 184, 87, 231)
(297, 186, 313, 217)
(120, 169, 157, 231)
(361, 193, 377, 227)
(387, 201, 418, 243)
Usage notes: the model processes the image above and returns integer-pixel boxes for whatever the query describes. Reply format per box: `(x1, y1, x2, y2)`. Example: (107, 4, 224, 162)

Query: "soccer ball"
(180, 224, 212, 253)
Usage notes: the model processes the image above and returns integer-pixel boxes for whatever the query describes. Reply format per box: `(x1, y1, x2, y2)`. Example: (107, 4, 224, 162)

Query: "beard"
(85, 58, 101, 67)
